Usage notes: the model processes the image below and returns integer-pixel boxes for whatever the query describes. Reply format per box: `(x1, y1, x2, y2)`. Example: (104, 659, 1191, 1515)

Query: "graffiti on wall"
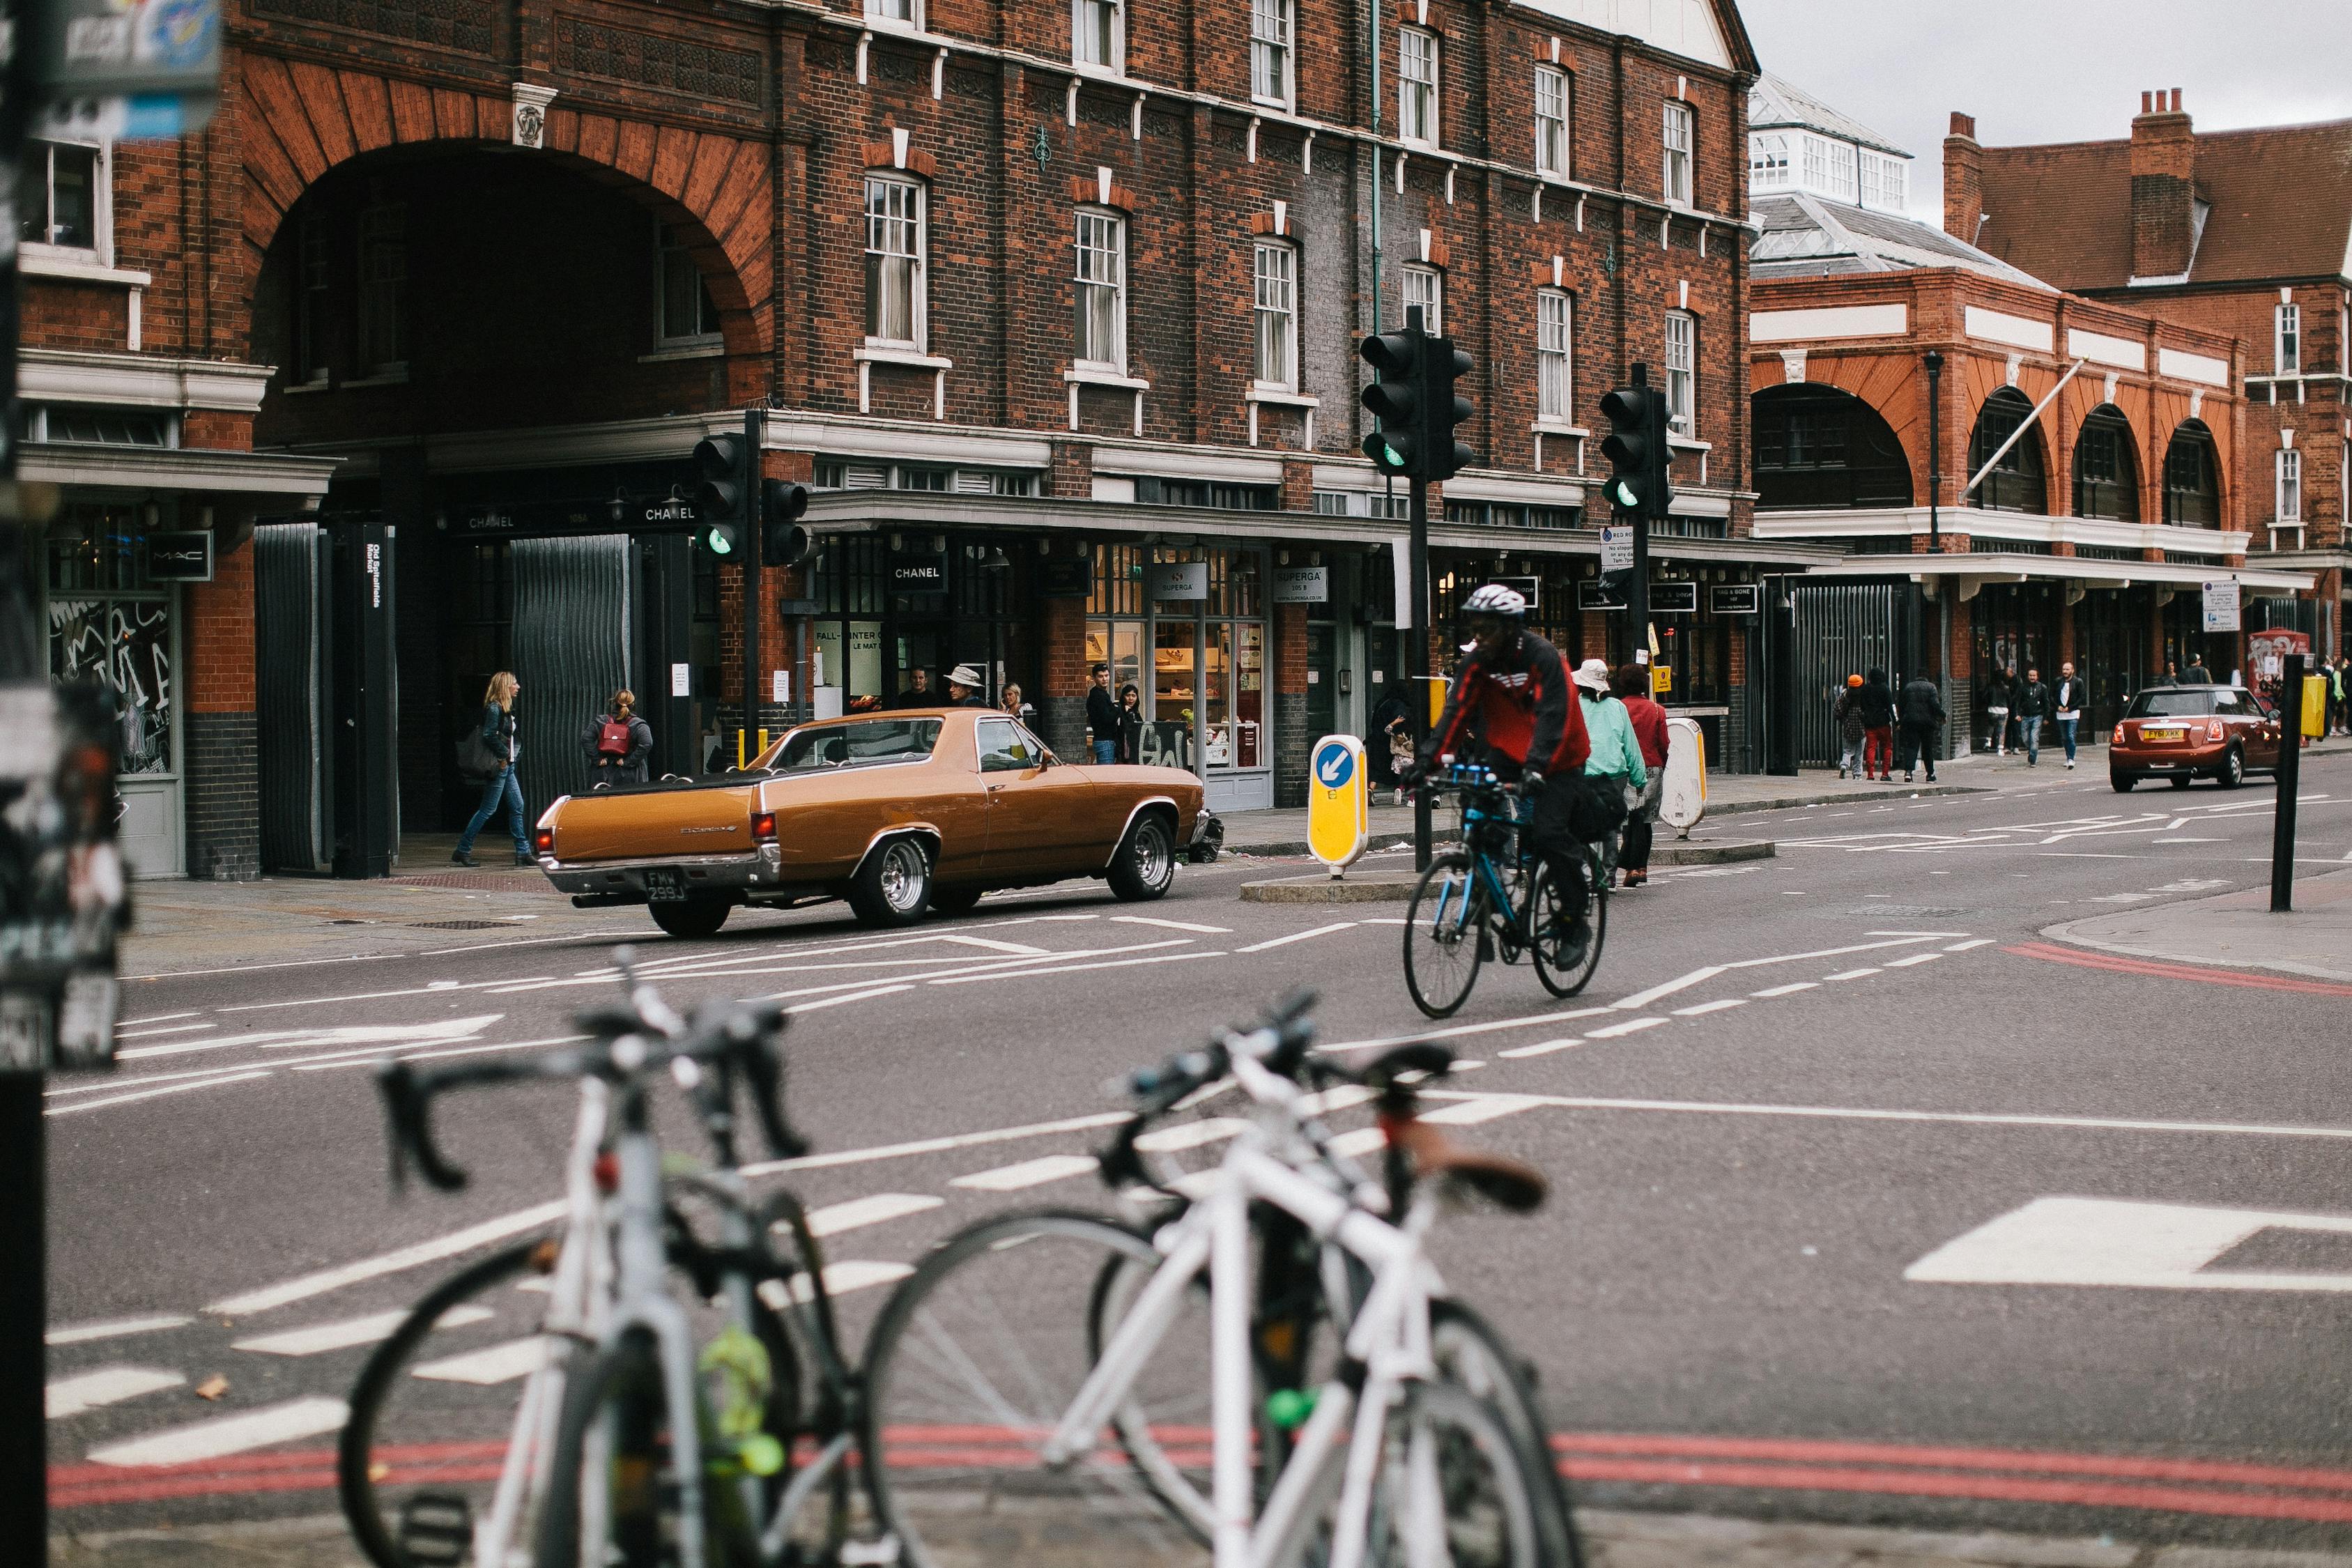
(49, 599, 172, 774)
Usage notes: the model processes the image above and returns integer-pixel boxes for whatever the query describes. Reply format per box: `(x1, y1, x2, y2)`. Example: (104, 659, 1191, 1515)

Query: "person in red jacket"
(1612, 663, 1670, 888)
(1413, 583, 1596, 959)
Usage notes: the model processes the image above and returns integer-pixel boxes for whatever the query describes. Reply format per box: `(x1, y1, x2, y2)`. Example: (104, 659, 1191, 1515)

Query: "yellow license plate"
(2143, 727, 2185, 741)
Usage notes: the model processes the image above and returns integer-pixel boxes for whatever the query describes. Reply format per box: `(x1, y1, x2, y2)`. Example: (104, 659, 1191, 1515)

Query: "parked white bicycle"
(859, 996, 1566, 1568)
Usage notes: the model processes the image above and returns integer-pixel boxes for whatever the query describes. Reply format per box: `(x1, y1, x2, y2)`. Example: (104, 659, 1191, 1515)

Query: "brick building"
(29, 0, 1838, 879)
(1959, 91, 2352, 661)
(1739, 78, 2303, 768)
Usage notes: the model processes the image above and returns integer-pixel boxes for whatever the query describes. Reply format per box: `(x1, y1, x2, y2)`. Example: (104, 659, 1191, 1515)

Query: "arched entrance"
(2071, 404, 2139, 521)
(1751, 383, 1914, 511)
(1967, 387, 2048, 514)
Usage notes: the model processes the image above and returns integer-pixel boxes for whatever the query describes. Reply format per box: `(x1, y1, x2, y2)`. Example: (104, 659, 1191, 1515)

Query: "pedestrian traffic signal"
(1598, 383, 1672, 519)
(760, 480, 812, 566)
(693, 431, 750, 556)
(1358, 328, 1422, 475)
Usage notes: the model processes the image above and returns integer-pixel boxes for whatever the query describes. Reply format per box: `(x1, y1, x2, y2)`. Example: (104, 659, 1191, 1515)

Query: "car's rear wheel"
(928, 884, 985, 917)
(2109, 771, 2136, 792)
(649, 896, 730, 939)
(1107, 811, 1176, 901)
(849, 837, 934, 927)
(2215, 745, 2245, 789)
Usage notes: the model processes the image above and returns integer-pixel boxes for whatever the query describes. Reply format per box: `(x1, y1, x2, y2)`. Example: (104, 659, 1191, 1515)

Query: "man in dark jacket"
(1857, 668, 1897, 781)
(2013, 666, 2052, 765)
(892, 668, 935, 709)
(1897, 673, 1946, 784)
(2183, 657, 2213, 685)
(1084, 663, 1121, 762)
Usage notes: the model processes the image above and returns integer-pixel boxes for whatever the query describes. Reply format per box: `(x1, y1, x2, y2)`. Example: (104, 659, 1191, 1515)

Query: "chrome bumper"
(539, 843, 785, 902)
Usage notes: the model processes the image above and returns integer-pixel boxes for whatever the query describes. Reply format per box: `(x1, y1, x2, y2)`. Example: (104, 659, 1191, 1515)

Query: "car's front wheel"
(1107, 812, 1176, 901)
(2215, 745, 2245, 789)
(848, 837, 933, 927)
(649, 897, 730, 939)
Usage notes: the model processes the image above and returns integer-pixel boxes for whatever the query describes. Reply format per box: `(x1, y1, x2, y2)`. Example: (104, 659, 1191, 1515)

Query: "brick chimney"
(2130, 87, 2196, 279)
(1942, 112, 1983, 245)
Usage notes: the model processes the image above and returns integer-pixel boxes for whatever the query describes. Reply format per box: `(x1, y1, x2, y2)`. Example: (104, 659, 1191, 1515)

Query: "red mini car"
(2109, 684, 2284, 791)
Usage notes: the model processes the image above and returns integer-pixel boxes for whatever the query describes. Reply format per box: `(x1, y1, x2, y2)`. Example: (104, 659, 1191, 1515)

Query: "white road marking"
(1327, 1127, 1386, 1158)
(740, 1110, 1130, 1179)
(1751, 983, 1817, 998)
(1319, 1006, 1616, 1056)
(47, 1071, 273, 1117)
(762, 1260, 916, 1309)
(930, 950, 1221, 985)
(950, 1153, 1101, 1192)
(293, 1033, 592, 1074)
(47, 1314, 192, 1347)
(1498, 1038, 1583, 1059)
(932, 935, 1054, 955)
(114, 1022, 215, 1040)
(1236, 923, 1358, 955)
(47, 1367, 184, 1419)
(1943, 939, 1996, 952)
(1883, 953, 1942, 968)
(1614, 936, 1955, 1013)
(123, 953, 408, 983)
(119, 1012, 199, 1027)
(1359, 918, 1409, 925)
(1907, 1197, 2352, 1293)
(413, 1337, 553, 1385)
(119, 1014, 505, 1063)
(207, 1201, 567, 1316)
(2087, 893, 2155, 904)
(1112, 916, 1233, 933)
(785, 984, 918, 1014)
(233, 1305, 494, 1358)
(1133, 1118, 1250, 1153)
(1823, 968, 1882, 981)
(2041, 852, 2130, 858)
(1588, 1017, 1669, 1039)
(1296, 1085, 1378, 1116)
(2152, 837, 2224, 844)
(1420, 1097, 1542, 1126)
(222, 982, 536, 1014)
(804, 1193, 944, 1238)
(1611, 966, 1727, 1011)
(88, 1396, 349, 1468)
(1672, 999, 1748, 1016)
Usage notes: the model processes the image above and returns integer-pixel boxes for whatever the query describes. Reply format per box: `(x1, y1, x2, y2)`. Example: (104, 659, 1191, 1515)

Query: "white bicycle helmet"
(1461, 583, 1528, 618)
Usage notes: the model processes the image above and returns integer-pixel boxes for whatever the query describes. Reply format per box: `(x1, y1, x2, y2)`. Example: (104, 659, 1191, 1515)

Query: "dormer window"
(1748, 133, 1790, 192)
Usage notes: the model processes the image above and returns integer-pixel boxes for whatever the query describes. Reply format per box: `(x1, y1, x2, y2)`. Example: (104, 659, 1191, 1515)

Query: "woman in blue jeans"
(454, 671, 530, 866)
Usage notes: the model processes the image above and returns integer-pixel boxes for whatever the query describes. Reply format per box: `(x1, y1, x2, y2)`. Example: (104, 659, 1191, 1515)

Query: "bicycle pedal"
(395, 1492, 472, 1567)
(839, 1533, 902, 1565)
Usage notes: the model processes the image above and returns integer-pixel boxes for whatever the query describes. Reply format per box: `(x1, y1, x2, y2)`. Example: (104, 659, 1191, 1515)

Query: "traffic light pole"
(1627, 364, 1652, 671)
(740, 408, 763, 763)
(1408, 474, 1433, 872)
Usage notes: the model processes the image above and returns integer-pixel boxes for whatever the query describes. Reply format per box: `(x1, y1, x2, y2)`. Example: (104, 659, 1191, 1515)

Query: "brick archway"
(237, 55, 773, 382)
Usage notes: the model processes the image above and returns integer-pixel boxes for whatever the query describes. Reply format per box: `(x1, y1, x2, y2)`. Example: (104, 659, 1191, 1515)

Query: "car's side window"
(976, 718, 1036, 773)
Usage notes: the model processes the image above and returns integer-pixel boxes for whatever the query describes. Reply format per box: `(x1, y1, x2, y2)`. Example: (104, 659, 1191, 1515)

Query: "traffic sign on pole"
(1307, 734, 1369, 876)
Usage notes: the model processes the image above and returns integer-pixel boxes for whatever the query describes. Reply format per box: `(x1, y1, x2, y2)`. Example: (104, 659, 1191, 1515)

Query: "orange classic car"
(2109, 684, 2284, 791)
(532, 708, 1215, 937)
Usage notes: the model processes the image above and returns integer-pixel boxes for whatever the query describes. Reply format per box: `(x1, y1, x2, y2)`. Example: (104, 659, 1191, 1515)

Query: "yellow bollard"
(758, 728, 770, 755)
(2302, 674, 2328, 739)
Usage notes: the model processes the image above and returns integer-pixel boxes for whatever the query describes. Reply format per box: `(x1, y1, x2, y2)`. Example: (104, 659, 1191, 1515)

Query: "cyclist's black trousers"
(1527, 771, 1591, 915)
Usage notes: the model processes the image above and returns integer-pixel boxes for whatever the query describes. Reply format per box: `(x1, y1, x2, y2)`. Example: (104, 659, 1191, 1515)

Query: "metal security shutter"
(1790, 581, 1900, 767)
(254, 521, 325, 870)
(512, 535, 630, 815)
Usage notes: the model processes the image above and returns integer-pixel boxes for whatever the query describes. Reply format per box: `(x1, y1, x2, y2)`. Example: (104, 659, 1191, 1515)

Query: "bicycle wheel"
(1430, 1303, 1583, 1568)
(1404, 852, 1489, 1019)
(340, 1238, 576, 1568)
(862, 1209, 1217, 1568)
(1528, 853, 1605, 999)
(1287, 1377, 1545, 1568)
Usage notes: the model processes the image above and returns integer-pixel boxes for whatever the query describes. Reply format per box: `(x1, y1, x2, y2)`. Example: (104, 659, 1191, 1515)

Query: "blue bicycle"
(1404, 763, 1606, 1017)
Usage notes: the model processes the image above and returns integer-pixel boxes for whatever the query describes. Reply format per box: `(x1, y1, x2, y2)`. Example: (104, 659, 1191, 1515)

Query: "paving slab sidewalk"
(2047, 868, 2352, 985)
(47, 1508, 2350, 1568)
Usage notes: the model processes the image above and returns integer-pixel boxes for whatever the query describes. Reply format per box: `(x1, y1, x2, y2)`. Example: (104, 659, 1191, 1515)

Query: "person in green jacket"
(1574, 658, 1647, 888)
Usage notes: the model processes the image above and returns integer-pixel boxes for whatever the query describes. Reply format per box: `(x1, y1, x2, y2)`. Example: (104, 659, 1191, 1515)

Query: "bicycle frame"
(1044, 1060, 1446, 1568)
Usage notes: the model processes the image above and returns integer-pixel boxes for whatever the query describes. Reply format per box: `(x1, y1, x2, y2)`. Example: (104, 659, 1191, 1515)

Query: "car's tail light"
(533, 828, 554, 854)
(752, 811, 777, 843)
(2206, 719, 2225, 741)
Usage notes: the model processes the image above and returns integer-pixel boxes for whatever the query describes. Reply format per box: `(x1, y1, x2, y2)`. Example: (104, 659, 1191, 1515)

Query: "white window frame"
(1399, 27, 1439, 147)
(1073, 0, 1122, 73)
(1664, 309, 1696, 438)
(2276, 302, 2300, 374)
(864, 0, 921, 31)
(1536, 289, 1572, 423)
(654, 223, 723, 349)
(1073, 208, 1126, 372)
(1403, 264, 1441, 337)
(21, 137, 112, 265)
(1662, 100, 1693, 207)
(1250, 0, 1293, 109)
(1825, 140, 1858, 202)
(2277, 447, 2303, 523)
(863, 174, 927, 351)
(1535, 66, 1569, 178)
(1748, 132, 1789, 193)
(1251, 241, 1298, 392)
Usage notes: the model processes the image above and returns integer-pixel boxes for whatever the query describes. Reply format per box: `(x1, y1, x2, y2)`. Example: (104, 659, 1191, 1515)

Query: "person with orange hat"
(1833, 673, 1868, 780)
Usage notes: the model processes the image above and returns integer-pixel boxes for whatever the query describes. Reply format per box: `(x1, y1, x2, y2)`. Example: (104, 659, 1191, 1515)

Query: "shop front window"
(46, 502, 175, 776)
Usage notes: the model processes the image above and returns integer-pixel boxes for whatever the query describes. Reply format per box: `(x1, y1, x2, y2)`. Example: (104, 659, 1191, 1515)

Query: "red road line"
(2004, 941, 2352, 997)
(1553, 1433, 2352, 1494)
(1559, 1456, 2352, 1525)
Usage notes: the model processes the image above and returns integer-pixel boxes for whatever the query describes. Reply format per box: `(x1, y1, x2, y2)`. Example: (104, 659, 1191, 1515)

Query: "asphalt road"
(44, 754, 2352, 1551)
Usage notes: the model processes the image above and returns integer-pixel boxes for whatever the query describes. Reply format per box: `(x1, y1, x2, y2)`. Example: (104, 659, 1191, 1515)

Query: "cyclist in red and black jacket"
(1406, 583, 1596, 958)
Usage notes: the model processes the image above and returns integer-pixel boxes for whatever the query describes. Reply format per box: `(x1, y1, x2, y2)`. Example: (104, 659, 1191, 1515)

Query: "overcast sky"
(1735, 0, 2352, 219)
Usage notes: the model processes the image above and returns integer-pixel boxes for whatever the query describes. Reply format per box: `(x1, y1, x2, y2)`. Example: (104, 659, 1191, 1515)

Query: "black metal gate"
(512, 535, 631, 813)
(255, 522, 328, 871)
(1790, 581, 1902, 768)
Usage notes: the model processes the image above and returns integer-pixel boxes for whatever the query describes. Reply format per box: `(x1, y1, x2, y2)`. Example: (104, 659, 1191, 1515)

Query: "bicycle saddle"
(1385, 1119, 1549, 1214)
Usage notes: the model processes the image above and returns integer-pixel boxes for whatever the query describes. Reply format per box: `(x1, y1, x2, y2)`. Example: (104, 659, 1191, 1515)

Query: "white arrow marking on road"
(413, 1337, 555, 1385)
(1236, 922, 1358, 955)
(47, 1314, 193, 1347)
(804, 1193, 944, 1238)
(88, 1396, 348, 1467)
(47, 1367, 184, 1419)
(233, 1305, 494, 1358)
(1907, 1196, 2352, 1292)
(950, 1153, 1100, 1192)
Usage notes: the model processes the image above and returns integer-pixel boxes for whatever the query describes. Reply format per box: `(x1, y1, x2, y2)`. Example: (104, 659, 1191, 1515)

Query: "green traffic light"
(704, 528, 735, 556)
(1608, 479, 1640, 509)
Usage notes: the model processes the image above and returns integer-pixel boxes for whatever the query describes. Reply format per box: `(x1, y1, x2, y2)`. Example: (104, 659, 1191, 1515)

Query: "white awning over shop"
(1801, 551, 2312, 594)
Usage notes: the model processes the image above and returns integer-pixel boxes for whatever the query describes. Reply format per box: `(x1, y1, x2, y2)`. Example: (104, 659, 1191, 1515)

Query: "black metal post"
(741, 408, 764, 758)
(1924, 351, 1943, 554)
(2270, 652, 2304, 912)
(1629, 363, 1650, 672)
(1408, 472, 1432, 872)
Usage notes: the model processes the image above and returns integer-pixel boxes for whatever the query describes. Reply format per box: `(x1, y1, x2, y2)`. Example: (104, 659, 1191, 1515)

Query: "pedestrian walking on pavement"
(582, 689, 653, 788)
(1086, 663, 1120, 763)
(2052, 662, 2084, 769)
(2328, 656, 2347, 736)
(1857, 667, 1898, 781)
(1982, 667, 2011, 755)
(2158, 661, 2180, 688)
(1575, 658, 1647, 888)
(2184, 656, 2213, 684)
(1833, 674, 1868, 778)
(455, 671, 530, 867)
(1116, 682, 1144, 764)
(2014, 666, 2052, 765)
(1898, 672, 1945, 783)
(1369, 684, 1408, 800)
(1613, 664, 1669, 888)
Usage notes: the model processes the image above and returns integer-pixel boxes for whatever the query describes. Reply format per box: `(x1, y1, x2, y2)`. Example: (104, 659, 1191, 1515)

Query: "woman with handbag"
(1574, 659, 1647, 890)
(454, 671, 530, 867)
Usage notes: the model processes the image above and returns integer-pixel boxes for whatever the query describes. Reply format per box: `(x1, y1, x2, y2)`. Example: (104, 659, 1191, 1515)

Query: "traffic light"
(1598, 383, 1673, 518)
(1425, 339, 1475, 482)
(1358, 328, 1422, 475)
(760, 479, 812, 566)
(692, 431, 750, 556)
